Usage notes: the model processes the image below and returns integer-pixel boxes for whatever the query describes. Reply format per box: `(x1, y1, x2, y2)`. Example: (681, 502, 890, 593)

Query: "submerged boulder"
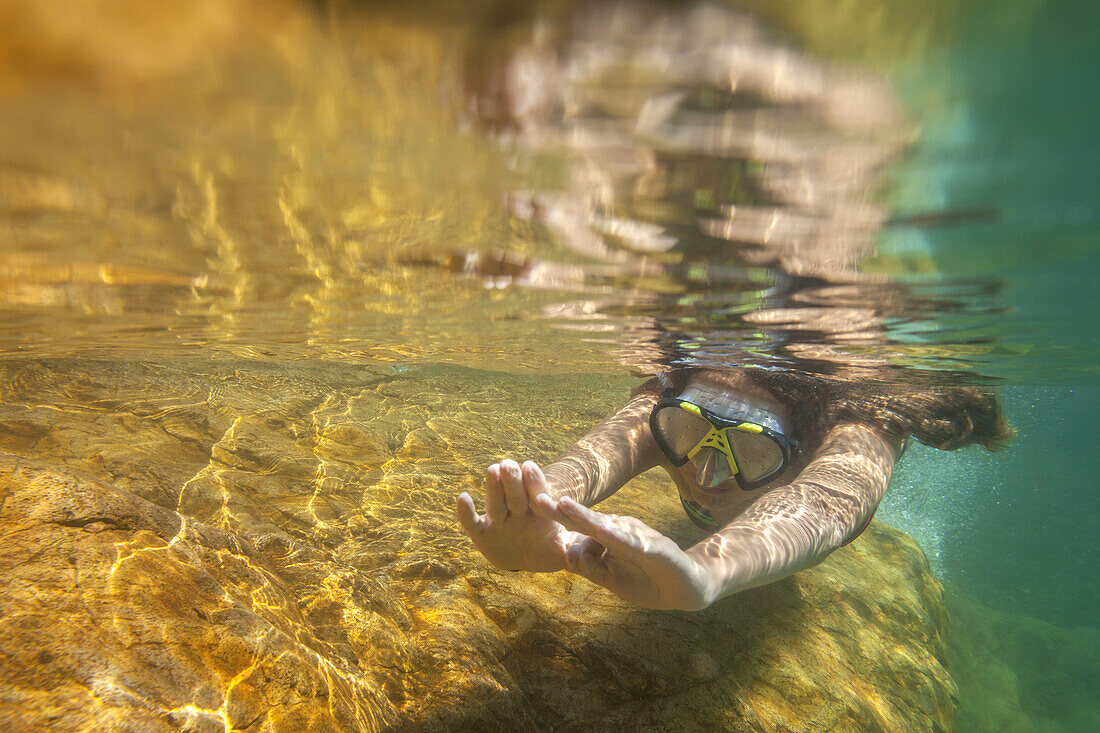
(0, 362, 956, 731)
(946, 588, 1100, 733)
(0, 457, 955, 731)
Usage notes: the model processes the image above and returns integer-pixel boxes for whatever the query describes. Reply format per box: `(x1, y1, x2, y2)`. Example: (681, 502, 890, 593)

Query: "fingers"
(554, 497, 638, 554)
(499, 459, 529, 516)
(455, 492, 484, 536)
(564, 535, 607, 578)
(521, 460, 550, 506)
(484, 463, 507, 523)
(484, 460, 543, 523)
(532, 491, 556, 516)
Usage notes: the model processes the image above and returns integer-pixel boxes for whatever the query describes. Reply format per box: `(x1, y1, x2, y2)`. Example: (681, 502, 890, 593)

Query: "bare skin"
(456, 375, 898, 611)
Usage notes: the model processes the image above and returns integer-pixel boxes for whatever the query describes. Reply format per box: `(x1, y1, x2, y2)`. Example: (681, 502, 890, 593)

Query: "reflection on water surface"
(0, 0, 1082, 383)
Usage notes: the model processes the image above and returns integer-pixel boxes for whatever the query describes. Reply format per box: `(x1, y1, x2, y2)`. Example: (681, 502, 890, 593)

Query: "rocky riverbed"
(0, 361, 957, 731)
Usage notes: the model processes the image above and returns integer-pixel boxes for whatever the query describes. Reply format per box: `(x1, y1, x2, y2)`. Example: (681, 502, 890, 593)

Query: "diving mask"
(650, 382, 795, 490)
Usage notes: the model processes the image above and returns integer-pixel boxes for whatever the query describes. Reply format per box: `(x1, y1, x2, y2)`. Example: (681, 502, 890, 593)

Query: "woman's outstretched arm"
(687, 423, 896, 601)
(532, 422, 897, 609)
(541, 389, 663, 505)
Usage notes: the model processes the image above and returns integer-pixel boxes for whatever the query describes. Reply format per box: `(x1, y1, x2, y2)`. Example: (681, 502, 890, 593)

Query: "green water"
(868, 0, 1099, 627)
(851, 2, 1100, 727)
(0, 0, 1096, 729)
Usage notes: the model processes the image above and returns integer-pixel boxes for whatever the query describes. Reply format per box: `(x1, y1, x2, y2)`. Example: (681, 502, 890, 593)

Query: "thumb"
(565, 536, 607, 580)
(456, 492, 482, 535)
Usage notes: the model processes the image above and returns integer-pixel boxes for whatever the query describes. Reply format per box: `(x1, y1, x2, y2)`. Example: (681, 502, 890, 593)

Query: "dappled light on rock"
(1, 362, 955, 730)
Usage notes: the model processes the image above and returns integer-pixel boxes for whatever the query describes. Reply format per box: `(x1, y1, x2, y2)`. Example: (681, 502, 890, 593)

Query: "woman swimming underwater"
(456, 368, 1012, 610)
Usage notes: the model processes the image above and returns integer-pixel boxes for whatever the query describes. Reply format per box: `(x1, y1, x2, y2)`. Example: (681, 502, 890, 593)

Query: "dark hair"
(646, 368, 1014, 452)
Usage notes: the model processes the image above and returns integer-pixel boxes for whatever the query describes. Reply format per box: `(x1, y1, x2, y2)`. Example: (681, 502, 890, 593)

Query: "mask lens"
(727, 429, 785, 482)
(653, 404, 712, 462)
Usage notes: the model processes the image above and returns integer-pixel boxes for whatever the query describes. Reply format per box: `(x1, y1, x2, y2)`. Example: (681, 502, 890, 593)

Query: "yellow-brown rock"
(0, 362, 957, 732)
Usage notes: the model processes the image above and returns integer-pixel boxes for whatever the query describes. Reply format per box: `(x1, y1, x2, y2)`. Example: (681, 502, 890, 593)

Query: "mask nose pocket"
(693, 446, 736, 487)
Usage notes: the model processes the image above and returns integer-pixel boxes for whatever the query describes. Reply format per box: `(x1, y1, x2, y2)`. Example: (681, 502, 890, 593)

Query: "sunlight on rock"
(1, 363, 956, 730)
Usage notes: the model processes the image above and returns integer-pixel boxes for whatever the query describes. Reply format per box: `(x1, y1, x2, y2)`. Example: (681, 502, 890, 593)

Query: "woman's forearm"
(541, 390, 662, 506)
(687, 423, 897, 603)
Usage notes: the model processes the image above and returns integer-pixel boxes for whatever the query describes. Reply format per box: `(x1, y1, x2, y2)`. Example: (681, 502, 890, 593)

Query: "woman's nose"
(694, 448, 720, 486)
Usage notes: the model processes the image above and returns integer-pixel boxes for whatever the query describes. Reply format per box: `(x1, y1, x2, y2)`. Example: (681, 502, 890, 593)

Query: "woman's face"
(663, 372, 804, 515)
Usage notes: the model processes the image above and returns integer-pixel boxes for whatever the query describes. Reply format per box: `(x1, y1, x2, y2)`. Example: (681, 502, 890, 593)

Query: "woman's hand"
(456, 459, 581, 573)
(532, 495, 717, 610)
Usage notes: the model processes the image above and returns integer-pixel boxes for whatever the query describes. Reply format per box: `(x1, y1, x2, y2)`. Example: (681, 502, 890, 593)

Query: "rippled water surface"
(1, 0, 1097, 729)
(2, 2, 1096, 380)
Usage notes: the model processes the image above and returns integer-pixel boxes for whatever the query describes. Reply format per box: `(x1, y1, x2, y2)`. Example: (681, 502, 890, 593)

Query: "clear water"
(867, 0, 1100, 631)
(0, 0, 1096, 728)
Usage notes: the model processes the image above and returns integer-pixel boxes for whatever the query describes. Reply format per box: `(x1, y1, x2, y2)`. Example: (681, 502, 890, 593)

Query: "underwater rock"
(945, 589, 1100, 733)
(0, 455, 956, 731)
(0, 360, 956, 731)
